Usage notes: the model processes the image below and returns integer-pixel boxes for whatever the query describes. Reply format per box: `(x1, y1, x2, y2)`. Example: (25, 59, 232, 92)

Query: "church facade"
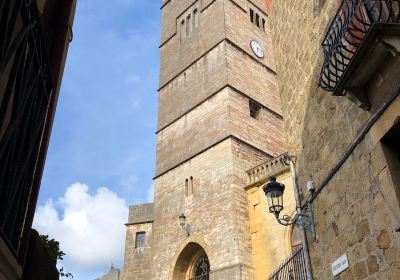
(121, 0, 296, 280)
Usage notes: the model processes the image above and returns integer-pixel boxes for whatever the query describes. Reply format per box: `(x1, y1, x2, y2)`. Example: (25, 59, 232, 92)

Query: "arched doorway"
(172, 242, 210, 280)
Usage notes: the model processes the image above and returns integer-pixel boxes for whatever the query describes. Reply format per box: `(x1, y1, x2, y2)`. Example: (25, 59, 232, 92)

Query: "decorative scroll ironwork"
(268, 247, 307, 280)
(0, 0, 53, 255)
(189, 256, 210, 280)
(319, 0, 400, 93)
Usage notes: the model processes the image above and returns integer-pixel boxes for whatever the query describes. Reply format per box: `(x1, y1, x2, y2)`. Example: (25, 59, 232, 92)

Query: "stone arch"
(169, 236, 213, 280)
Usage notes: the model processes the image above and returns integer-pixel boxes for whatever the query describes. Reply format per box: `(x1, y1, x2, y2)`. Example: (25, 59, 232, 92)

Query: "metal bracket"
(275, 202, 316, 240)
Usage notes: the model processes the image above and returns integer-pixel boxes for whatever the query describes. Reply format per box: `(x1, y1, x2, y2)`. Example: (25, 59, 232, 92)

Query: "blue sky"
(33, 0, 161, 279)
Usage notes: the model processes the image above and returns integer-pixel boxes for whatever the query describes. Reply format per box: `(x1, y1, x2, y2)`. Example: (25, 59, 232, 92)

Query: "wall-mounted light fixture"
(262, 155, 316, 240)
(263, 154, 315, 280)
(179, 213, 191, 236)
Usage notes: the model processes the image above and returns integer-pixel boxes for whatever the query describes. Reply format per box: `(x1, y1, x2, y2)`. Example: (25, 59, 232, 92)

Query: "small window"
(193, 9, 199, 29)
(256, 14, 260, 27)
(249, 100, 261, 119)
(262, 18, 266, 30)
(190, 176, 193, 195)
(249, 9, 254, 23)
(185, 178, 189, 196)
(186, 15, 191, 36)
(135, 232, 145, 248)
(180, 19, 185, 40)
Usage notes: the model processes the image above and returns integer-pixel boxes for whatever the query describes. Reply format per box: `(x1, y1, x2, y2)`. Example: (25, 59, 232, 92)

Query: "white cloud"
(33, 183, 128, 275)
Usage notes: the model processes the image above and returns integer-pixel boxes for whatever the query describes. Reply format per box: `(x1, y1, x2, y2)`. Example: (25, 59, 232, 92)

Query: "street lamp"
(179, 213, 191, 236)
(262, 157, 316, 240)
(263, 176, 285, 217)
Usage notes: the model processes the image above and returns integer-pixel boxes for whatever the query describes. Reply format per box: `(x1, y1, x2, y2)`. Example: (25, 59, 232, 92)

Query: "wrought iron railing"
(319, 0, 400, 93)
(0, 0, 53, 255)
(268, 247, 307, 280)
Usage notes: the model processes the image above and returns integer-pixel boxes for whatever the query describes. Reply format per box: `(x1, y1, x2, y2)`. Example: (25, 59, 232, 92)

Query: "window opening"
(135, 232, 145, 248)
(249, 100, 261, 119)
(190, 176, 193, 195)
(193, 9, 199, 29)
(186, 15, 191, 37)
(181, 19, 185, 40)
(291, 226, 302, 252)
(382, 123, 400, 202)
(185, 178, 189, 196)
(256, 14, 260, 27)
(262, 18, 266, 30)
(189, 255, 210, 280)
(249, 9, 254, 23)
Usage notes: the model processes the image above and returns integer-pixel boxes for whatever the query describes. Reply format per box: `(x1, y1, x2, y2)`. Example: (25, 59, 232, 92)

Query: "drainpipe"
(288, 157, 313, 280)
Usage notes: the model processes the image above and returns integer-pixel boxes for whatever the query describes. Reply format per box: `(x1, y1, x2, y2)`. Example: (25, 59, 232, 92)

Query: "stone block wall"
(152, 138, 274, 280)
(269, 1, 400, 279)
(123, 204, 154, 280)
(156, 86, 286, 176)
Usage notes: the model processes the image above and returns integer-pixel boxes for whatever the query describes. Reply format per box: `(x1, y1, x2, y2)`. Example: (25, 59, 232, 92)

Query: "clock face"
(250, 40, 264, 58)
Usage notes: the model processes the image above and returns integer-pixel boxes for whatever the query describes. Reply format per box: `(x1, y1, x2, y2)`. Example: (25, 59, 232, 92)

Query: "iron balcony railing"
(268, 247, 307, 280)
(319, 0, 400, 93)
(0, 0, 53, 255)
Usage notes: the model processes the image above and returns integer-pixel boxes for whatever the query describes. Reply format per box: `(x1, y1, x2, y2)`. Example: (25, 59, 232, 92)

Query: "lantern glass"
(263, 176, 285, 216)
(179, 213, 186, 227)
(266, 190, 284, 214)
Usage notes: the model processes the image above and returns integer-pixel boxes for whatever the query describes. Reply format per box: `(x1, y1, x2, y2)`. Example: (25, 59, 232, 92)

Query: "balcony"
(319, 0, 400, 109)
(246, 153, 289, 188)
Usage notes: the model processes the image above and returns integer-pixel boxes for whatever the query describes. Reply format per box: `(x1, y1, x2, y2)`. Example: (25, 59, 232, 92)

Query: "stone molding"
(245, 153, 289, 189)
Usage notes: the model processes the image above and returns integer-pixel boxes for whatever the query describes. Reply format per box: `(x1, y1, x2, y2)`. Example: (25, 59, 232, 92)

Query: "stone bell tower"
(123, 0, 286, 279)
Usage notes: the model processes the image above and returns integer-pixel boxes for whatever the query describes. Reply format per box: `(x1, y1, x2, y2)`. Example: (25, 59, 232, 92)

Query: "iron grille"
(318, 0, 400, 93)
(189, 256, 210, 280)
(268, 247, 307, 280)
(0, 0, 53, 255)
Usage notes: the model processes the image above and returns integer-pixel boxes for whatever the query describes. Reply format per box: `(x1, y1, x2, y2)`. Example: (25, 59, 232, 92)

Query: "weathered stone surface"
(269, 0, 400, 279)
(377, 230, 391, 250)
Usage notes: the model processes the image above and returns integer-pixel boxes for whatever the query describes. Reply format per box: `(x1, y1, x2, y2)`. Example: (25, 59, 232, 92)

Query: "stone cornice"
(245, 153, 289, 190)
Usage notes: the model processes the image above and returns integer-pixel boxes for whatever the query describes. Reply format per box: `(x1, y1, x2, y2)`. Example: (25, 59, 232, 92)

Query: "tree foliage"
(40, 235, 73, 279)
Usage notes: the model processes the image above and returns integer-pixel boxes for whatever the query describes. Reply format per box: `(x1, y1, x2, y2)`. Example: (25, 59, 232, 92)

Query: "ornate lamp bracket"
(275, 202, 316, 240)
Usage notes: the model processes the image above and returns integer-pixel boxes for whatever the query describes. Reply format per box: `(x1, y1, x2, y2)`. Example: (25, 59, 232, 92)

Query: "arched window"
(249, 9, 254, 23)
(190, 255, 210, 280)
(291, 226, 302, 252)
(185, 179, 189, 196)
(193, 9, 198, 29)
(189, 176, 193, 195)
(172, 242, 210, 280)
(181, 19, 185, 40)
(256, 14, 260, 27)
(186, 15, 191, 36)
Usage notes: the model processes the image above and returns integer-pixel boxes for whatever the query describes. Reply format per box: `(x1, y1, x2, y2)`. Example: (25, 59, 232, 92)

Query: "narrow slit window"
(186, 15, 191, 36)
(193, 9, 199, 29)
(262, 18, 266, 30)
(185, 178, 189, 196)
(135, 232, 145, 248)
(190, 176, 193, 195)
(180, 19, 185, 40)
(256, 14, 260, 27)
(249, 100, 261, 119)
(249, 9, 254, 23)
